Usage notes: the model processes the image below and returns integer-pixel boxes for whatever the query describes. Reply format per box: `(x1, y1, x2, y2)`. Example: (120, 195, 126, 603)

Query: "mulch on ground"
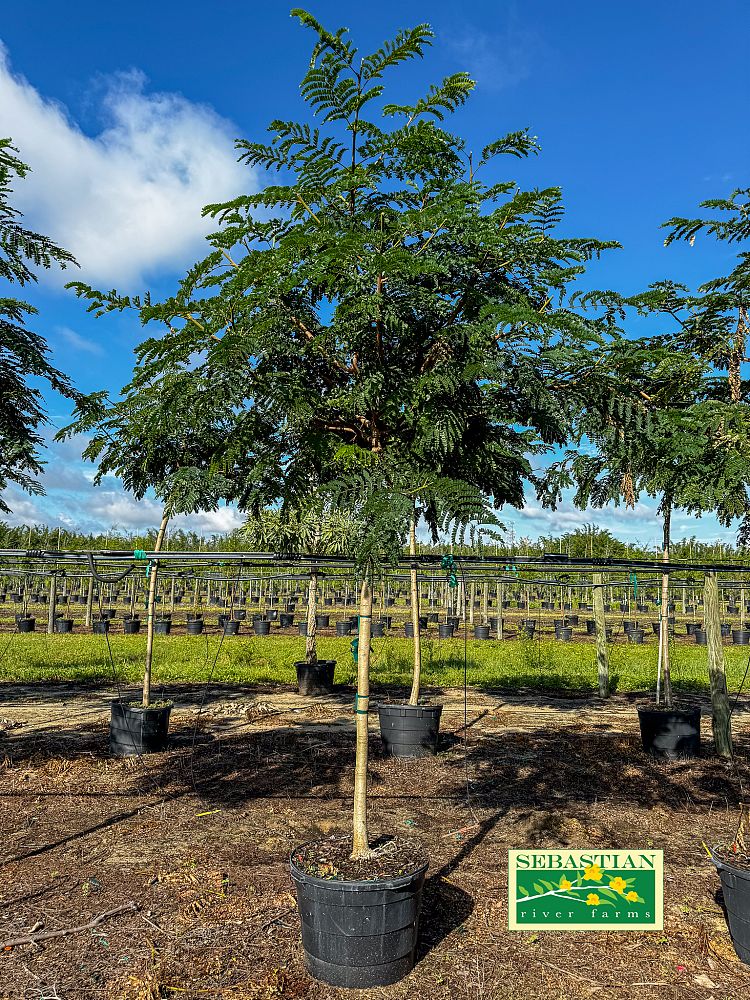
(1, 683, 750, 1000)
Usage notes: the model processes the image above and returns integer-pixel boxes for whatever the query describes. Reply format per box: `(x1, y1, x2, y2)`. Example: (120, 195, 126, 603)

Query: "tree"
(242, 503, 360, 665)
(0, 139, 78, 511)
(66, 12, 615, 857)
(58, 367, 236, 707)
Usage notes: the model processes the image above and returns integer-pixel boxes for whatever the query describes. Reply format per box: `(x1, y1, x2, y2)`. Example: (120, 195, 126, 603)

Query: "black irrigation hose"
(85, 552, 136, 585)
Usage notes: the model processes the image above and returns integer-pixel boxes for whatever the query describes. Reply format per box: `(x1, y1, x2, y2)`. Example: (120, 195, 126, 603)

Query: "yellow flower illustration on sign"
(583, 863, 603, 881)
(559, 877, 572, 891)
(626, 890, 639, 902)
(609, 877, 627, 893)
(585, 893, 600, 906)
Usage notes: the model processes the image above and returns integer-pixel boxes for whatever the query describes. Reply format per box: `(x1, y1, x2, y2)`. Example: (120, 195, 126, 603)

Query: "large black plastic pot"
(225, 619, 242, 635)
(627, 628, 645, 644)
(279, 613, 294, 628)
(637, 704, 701, 759)
(694, 629, 708, 645)
(154, 619, 171, 635)
(316, 614, 330, 629)
(92, 620, 109, 634)
(370, 622, 385, 638)
(711, 849, 750, 964)
(290, 847, 428, 988)
(438, 624, 454, 639)
(296, 660, 335, 696)
(186, 618, 204, 635)
(124, 618, 142, 635)
(336, 621, 352, 637)
(298, 622, 308, 636)
(733, 630, 750, 645)
(473, 625, 490, 640)
(109, 700, 171, 756)
(586, 619, 596, 635)
(17, 617, 35, 633)
(378, 703, 443, 758)
(555, 626, 573, 642)
(55, 618, 73, 633)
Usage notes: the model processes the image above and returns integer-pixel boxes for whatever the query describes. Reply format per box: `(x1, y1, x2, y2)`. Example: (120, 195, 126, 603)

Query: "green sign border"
(508, 849, 664, 931)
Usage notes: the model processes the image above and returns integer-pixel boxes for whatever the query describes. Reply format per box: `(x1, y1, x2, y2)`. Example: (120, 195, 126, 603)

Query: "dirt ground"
(2, 681, 750, 1000)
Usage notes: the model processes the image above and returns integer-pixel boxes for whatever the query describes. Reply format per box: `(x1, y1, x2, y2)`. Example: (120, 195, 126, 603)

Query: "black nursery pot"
(290, 847, 428, 988)
(378, 703, 443, 758)
(627, 628, 645, 644)
(17, 616, 35, 633)
(279, 612, 294, 628)
(473, 625, 491, 640)
(336, 621, 353, 637)
(124, 618, 142, 635)
(154, 619, 172, 635)
(296, 660, 335, 696)
(370, 622, 385, 638)
(637, 704, 701, 759)
(225, 619, 242, 635)
(92, 619, 109, 634)
(733, 630, 750, 646)
(438, 624, 454, 639)
(55, 618, 73, 634)
(109, 699, 171, 756)
(186, 618, 204, 635)
(711, 849, 750, 965)
(316, 614, 330, 628)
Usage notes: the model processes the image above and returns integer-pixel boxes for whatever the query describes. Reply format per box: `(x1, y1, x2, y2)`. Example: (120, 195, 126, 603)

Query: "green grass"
(0, 631, 748, 697)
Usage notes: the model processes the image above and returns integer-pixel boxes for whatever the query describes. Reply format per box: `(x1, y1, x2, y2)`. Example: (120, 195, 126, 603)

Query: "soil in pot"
(109, 700, 172, 756)
(637, 703, 701, 759)
(378, 702, 443, 757)
(290, 835, 428, 988)
(296, 660, 335, 696)
(710, 846, 750, 964)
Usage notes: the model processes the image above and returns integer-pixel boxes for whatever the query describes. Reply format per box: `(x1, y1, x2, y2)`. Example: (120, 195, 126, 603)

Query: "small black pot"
(124, 618, 141, 635)
(279, 613, 294, 628)
(55, 618, 73, 634)
(733, 630, 750, 646)
(17, 616, 35, 633)
(710, 849, 750, 964)
(336, 621, 353, 637)
(627, 628, 645, 644)
(427, 612, 439, 623)
(473, 625, 491, 640)
(109, 700, 171, 756)
(315, 614, 330, 628)
(370, 621, 385, 638)
(298, 622, 308, 636)
(296, 660, 335, 695)
(92, 619, 109, 634)
(378, 703, 443, 758)
(446, 615, 460, 629)
(186, 618, 204, 635)
(290, 846, 427, 988)
(154, 619, 171, 635)
(694, 629, 708, 645)
(438, 624, 454, 639)
(637, 704, 701, 759)
(555, 626, 573, 642)
(225, 619, 242, 635)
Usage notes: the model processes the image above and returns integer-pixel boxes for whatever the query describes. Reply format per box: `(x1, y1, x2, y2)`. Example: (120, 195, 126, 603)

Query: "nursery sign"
(508, 850, 663, 930)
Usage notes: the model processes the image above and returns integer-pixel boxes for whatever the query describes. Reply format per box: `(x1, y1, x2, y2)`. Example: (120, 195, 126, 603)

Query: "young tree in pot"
(65, 10, 617, 984)
(58, 371, 236, 756)
(541, 329, 719, 758)
(242, 503, 360, 695)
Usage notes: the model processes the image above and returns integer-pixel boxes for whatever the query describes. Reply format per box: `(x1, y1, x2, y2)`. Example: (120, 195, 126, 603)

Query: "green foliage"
(0, 139, 78, 511)
(66, 13, 617, 567)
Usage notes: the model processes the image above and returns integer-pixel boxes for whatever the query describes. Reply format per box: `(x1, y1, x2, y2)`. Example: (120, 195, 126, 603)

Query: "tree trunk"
(143, 513, 169, 708)
(660, 504, 673, 709)
(47, 571, 57, 635)
(728, 310, 745, 403)
(704, 571, 733, 757)
(408, 512, 422, 706)
(593, 572, 609, 698)
(305, 569, 318, 664)
(85, 575, 94, 628)
(351, 575, 372, 859)
(496, 581, 503, 640)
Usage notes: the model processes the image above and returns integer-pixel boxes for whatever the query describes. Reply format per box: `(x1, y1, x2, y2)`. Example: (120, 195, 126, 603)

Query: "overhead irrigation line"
(1, 548, 750, 576)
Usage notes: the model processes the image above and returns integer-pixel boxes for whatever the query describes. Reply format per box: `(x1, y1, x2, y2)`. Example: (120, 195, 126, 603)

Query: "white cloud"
(0, 44, 250, 287)
(56, 326, 104, 356)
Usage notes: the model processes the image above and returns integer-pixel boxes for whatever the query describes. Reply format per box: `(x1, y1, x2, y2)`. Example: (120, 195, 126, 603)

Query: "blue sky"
(1, 0, 748, 543)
